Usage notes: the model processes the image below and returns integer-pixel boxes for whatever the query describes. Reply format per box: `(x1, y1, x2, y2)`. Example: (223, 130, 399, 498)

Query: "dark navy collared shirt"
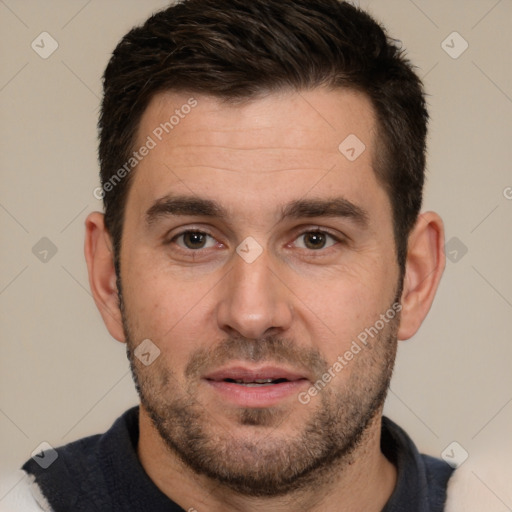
(22, 407, 454, 511)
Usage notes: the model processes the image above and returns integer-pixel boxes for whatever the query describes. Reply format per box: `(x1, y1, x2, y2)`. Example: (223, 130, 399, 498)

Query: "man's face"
(118, 88, 402, 495)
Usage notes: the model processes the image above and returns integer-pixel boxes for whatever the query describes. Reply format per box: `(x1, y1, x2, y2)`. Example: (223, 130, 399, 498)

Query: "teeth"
(232, 378, 274, 384)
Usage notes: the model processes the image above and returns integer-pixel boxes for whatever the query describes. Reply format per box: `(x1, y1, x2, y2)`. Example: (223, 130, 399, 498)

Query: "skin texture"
(85, 87, 445, 511)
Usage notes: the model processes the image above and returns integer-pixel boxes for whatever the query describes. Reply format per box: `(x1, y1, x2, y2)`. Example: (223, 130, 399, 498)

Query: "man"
(13, 0, 453, 510)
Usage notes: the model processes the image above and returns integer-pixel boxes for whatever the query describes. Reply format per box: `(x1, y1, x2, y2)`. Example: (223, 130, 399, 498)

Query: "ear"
(398, 211, 445, 341)
(84, 212, 126, 343)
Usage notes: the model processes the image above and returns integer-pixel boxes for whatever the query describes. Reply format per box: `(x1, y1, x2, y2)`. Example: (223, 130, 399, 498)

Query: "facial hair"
(121, 292, 400, 498)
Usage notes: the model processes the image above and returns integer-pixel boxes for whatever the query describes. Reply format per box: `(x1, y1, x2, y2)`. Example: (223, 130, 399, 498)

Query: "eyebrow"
(145, 194, 369, 228)
(281, 197, 368, 227)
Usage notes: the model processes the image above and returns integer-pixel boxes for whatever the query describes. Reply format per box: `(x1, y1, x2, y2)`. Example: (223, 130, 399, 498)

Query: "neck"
(137, 406, 397, 512)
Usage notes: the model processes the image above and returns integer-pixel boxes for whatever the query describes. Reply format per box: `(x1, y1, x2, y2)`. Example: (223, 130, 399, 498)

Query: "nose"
(216, 246, 293, 340)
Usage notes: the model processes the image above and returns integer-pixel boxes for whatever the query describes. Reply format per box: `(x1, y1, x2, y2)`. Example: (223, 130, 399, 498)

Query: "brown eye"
(183, 232, 207, 249)
(172, 231, 217, 250)
(303, 232, 327, 249)
(294, 231, 337, 250)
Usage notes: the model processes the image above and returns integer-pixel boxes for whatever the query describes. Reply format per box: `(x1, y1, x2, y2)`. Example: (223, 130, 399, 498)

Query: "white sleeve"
(445, 452, 512, 512)
(0, 471, 53, 512)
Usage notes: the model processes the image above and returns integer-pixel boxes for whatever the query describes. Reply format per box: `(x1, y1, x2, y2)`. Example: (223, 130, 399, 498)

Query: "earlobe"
(84, 212, 126, 343)
(397, 211, 445, 341)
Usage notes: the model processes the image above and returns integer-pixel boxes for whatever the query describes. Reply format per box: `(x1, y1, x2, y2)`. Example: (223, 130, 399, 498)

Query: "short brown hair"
(99, 0, 428, 270)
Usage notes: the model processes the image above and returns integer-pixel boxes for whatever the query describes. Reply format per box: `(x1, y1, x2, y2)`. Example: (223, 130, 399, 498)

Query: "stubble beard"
(118, 273, 400, 497)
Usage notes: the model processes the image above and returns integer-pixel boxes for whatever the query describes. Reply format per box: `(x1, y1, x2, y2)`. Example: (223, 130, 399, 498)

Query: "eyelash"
(167, 228, 344, 256)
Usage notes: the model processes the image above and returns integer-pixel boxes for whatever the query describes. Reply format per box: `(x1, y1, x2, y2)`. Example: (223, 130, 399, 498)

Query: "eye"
(171, 230, 218, 250)
(293, 230, 339, 250)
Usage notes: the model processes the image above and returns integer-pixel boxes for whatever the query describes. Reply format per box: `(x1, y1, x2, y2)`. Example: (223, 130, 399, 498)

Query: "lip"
(204, 365, 307, 383)
(203, 365, 310, 408)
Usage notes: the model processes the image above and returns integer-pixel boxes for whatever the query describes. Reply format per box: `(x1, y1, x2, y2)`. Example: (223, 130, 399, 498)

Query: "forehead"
(139, 87, 376, 157)
(126, 87, 387, 225)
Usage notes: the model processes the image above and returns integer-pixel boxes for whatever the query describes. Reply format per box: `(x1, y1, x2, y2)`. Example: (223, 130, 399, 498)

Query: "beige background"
(1, 0, 511, 505)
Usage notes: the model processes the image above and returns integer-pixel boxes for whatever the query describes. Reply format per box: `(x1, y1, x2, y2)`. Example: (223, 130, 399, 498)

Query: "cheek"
(293, 258, 398, 358)
(120, 252, 229, 372)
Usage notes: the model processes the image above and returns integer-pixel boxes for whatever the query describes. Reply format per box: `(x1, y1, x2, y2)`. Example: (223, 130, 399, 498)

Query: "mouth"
(203, 365, 310, 407)
(221, 377, 291, 387)
(204, 365, 308, 385)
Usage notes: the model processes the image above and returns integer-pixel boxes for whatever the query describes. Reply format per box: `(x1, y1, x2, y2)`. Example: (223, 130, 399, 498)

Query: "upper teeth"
(235, 378, 274, 384)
